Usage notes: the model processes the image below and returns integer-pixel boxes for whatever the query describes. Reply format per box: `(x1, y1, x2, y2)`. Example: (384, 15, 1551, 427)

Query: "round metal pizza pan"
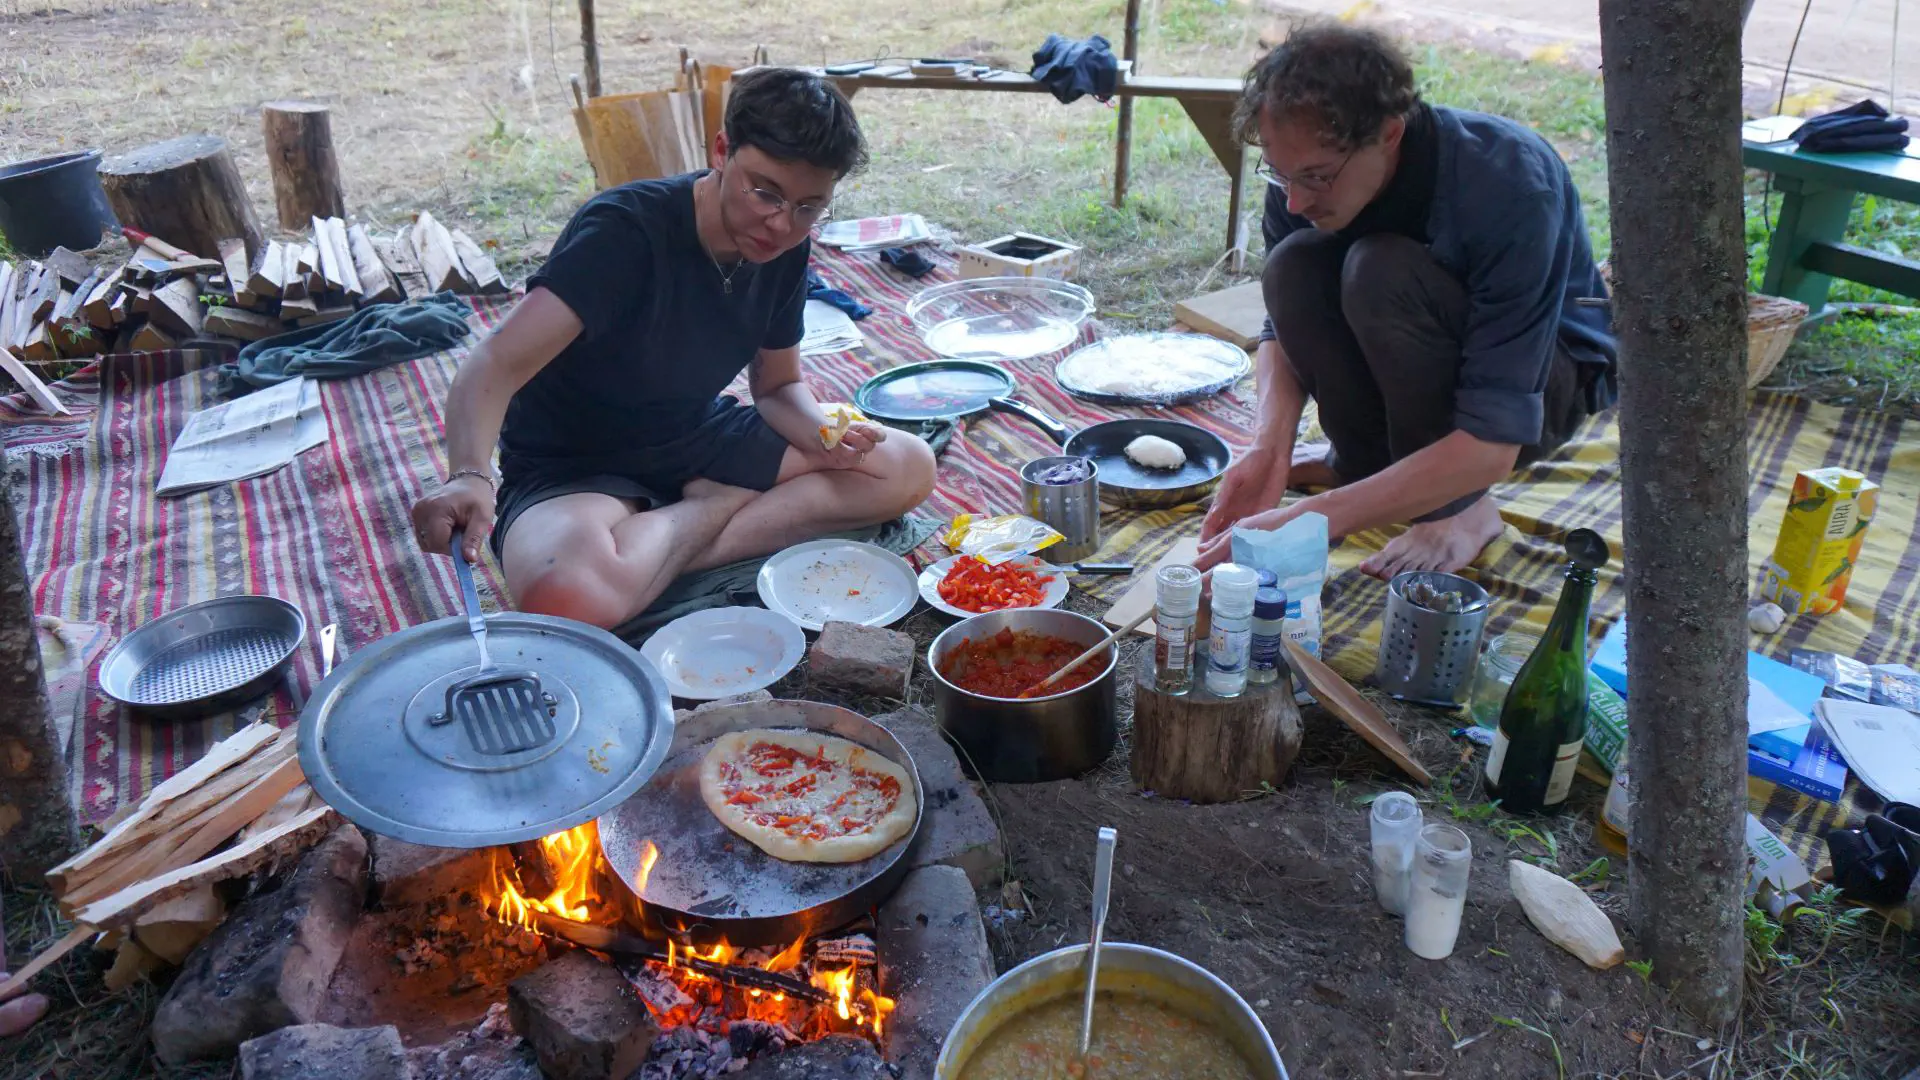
(597, 698, 924, 946)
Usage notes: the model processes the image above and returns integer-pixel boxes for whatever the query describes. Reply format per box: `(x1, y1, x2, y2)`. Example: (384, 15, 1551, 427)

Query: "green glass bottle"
(1484, 529, 1610, 816)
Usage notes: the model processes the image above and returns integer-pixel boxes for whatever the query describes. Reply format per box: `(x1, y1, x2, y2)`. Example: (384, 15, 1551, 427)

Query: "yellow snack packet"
(942, 514, 1064, 565)
(818, 403, 868, 450)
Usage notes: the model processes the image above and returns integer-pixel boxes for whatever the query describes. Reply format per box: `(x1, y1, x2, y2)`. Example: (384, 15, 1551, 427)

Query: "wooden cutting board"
(1285, 639, 1432, 785)
(1101, 538, 1200, 637)
(1173, 281, 1265, 351)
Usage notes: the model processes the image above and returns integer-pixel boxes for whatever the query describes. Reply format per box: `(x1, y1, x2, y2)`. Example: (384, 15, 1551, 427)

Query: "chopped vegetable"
(938, 558, 1049, 613)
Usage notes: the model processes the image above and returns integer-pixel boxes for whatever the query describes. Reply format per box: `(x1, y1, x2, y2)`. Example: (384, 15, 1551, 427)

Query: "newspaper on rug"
(156, 376, 328, 496)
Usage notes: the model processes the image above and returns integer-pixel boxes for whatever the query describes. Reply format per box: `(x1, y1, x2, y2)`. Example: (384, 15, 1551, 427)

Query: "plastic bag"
(1231, 512, 1329, 703)
(943, 514, 1064, 564)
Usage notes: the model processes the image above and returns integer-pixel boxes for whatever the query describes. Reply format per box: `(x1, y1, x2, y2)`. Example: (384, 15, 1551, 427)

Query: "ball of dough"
(1748, 602, 1787, 634)
(1123, 434, 1187, 470)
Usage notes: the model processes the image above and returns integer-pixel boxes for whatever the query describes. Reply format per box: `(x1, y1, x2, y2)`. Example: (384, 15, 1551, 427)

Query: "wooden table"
(1743, 129, 1920, 308)
(812, 66, 1251, 266)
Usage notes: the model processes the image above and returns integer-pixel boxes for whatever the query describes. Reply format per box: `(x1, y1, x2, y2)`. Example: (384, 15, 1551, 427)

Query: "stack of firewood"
(0, 212, 511, 399)
(0, 723, 336, 997)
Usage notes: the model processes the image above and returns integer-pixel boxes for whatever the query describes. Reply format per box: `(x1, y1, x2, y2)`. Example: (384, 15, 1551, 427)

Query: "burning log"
(624, 963, 696, 1016)
(529, 911, 827, 1004)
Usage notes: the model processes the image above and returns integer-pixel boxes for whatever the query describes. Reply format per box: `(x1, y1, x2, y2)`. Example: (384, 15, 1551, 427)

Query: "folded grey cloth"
(218, 292, 473, 396)
(614, 514, 941, 645)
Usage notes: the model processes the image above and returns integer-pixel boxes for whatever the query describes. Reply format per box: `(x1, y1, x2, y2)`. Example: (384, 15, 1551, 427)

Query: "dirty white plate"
(916, 555, 1070, 619)
(639, 606, 806, 701)
(755, 540, 919, 632)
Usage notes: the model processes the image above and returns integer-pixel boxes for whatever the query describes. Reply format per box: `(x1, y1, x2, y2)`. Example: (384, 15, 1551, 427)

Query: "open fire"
(485, 822, 895, 1049)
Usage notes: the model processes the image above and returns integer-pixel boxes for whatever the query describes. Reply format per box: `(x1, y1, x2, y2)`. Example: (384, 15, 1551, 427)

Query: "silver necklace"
(710, 253, 744, 294)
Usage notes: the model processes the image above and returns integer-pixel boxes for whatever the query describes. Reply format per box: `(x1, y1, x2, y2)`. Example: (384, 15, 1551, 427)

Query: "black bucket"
(0, 150, 120, 258)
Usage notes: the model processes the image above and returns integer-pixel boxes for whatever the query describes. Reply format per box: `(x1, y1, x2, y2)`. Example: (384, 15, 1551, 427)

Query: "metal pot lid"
(298, 612, 675, 848)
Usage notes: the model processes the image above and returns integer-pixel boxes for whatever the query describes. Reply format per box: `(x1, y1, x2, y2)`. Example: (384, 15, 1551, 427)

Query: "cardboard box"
(1761, 467, 1879, 614)
(957, 232, 1081, 280)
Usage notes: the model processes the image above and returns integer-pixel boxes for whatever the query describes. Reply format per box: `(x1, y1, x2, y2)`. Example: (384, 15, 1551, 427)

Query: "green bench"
(1743, 119, 1920, 309)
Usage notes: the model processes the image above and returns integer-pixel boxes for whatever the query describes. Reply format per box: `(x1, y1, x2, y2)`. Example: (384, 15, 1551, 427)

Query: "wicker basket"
(1744, 293, 1810, 389)
(1593, 262, 1807, 390)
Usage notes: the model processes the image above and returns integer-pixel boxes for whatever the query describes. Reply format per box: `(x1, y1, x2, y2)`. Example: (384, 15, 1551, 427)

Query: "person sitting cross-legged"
(411, 68, 936, 627)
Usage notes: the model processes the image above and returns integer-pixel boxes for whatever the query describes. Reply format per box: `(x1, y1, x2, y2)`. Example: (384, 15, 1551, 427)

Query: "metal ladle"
(1078, 826, 1118, 1058)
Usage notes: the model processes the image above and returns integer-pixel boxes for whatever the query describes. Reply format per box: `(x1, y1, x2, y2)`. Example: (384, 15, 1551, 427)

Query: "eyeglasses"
(1255, 149, 1356, 195)
(735, 172, 833, 226)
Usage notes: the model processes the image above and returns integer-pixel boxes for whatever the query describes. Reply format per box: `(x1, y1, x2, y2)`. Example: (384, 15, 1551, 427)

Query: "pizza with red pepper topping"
(698, 729, 917, 863)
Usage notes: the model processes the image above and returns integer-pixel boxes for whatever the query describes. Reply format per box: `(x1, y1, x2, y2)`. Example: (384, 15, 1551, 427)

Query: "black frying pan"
(1058, 419, 1231, 509)
(854, 359, 1070, 440)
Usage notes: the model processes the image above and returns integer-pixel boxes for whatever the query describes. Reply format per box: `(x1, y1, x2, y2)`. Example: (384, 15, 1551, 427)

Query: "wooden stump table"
(1129, 648, 1303, 803)
(100, 134, 261, 262)
(262, 101, 346, 229)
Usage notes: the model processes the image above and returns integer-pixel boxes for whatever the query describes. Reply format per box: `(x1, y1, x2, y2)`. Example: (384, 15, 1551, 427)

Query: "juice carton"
(1760, 467, 1879, 615)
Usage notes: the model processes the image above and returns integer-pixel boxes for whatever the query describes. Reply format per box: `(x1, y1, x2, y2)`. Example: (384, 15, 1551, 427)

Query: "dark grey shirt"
(1261, 105, 1616, 447)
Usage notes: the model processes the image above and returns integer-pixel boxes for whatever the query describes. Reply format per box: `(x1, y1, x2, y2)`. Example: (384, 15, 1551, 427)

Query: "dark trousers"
(1263, 230, 1586, 521)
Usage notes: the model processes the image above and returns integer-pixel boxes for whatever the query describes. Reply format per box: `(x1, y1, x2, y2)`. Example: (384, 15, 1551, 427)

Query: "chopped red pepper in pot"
(938, 628, 1104, 699)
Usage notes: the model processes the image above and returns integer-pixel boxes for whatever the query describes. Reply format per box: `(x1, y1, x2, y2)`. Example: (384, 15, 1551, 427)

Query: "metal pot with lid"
(297, 611, 675, 848)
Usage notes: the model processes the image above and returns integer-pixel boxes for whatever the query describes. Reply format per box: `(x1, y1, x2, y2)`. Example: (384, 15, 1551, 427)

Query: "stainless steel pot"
(928, 609, 1118, 783)
(934, 942, 1290, 1079)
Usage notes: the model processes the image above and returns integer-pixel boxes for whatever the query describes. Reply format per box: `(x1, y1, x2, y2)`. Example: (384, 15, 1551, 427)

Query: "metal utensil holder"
(1374, 571, 1491, 707)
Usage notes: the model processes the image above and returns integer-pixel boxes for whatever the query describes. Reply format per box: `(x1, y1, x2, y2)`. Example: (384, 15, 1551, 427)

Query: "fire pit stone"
(152, 823, 369, 1065)
(237, 1022, 408, 1080)
(405, 1002, 542, 1080)
(874, 708, 1004, 888)
(733, 1034, 892, 1079)
(809, 620, 915, 700)
(507, 948, 659, 1080)
(370, 833, 498, 908)
(875, 865, 995, 1080)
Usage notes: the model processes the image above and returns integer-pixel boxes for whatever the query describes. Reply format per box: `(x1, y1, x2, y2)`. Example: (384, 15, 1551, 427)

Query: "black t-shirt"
(501, 172, 808, 468)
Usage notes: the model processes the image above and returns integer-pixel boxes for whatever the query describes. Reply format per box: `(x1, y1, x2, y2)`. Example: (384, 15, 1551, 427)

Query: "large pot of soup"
(928, 608, 1119, 783)
(935, 942, 1289, 1079)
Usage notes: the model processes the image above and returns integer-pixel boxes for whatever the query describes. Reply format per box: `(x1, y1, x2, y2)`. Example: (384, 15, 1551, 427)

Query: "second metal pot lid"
(298, 612, 675, 848)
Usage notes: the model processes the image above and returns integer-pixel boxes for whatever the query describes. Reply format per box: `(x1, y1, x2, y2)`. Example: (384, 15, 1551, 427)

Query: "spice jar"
(1153, 565, 1203, 695)
(1205, 564, 1260, 699)
(1369, 791, 1423, 916)
(1405, 824, 1472, 960)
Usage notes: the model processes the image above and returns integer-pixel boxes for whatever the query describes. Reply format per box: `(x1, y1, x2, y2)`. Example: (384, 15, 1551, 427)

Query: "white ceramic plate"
(755, 540, 920, 632)
(639, 606, 807, 701)
(916, 555, 1070, 619)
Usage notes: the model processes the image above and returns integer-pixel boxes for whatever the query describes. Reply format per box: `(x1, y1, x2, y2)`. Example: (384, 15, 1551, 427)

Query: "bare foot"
(1360, 496, 1506, 580)
(1289, 443, 1343, 492)
(0, 986, 48, 1037)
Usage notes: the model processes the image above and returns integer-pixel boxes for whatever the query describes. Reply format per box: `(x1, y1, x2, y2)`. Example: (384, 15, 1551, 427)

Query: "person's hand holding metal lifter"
(412, 468, 496, 563)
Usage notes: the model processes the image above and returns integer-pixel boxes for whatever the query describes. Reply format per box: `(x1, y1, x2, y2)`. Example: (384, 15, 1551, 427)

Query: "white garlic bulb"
(1748, 602, 1787, 634)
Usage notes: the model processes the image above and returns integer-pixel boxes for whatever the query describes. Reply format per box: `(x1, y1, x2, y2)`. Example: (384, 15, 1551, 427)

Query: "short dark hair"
(723, 67, 868, 178)
(1233, 22, 1419, 151)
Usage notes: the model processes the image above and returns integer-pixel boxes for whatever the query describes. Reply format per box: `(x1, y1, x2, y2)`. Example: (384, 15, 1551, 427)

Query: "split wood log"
(100, 135, 261, 265)
(218, 238, 253, 306)
(247, 239, 287, 299)
(83, 267, 125, 328)
(311, 216, 349, 294)
(43, 247, 90, 289)
(238, 784, 317, 843)
(73, 805, 337, 930)
(1128, 648, 1303, 802)
(0, 262, 15, 356)
(324, 218, 362, 296)
(280, 242, 310, 302)
(20, 265, 57, 327)
(0, 349, 66, 414)
(204, 305, 286, 342)
(279, 295, 320, 320)
(411, 211, 470, 293)
(132, 886, 224, 965)
(148, 278, 203, 338)
(20, 321, 53, 363)
(345, 223, 400, 304)
(103, 937, 162, 991)
(375, 228, 429, 299)
(448, 229, 506, 294)
(701, 66, 734, 152)
(261, 102, 345, 228)
(128, 322, 174, 351)
(296, 305, 353, 328)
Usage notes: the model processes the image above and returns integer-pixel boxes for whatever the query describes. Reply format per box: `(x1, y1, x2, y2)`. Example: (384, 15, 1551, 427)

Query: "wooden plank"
(0, 348, 68, 415)
(295, 305, 353, 328)
(74, 806, 338, 931)
(1802, 239, 1920, 301)
(22, 265, 59, 326)
(448, 230, 506, 294)
(669, 90, 701, 173)
(1172, 281, 1266, 351)
(0, 927, 93, 999)
(345, 224, 400, 305)
(148, 278, 203, 338)
(203, 305, 288, 342)
(280, 240, 310, 302)
(218, 237, 253, 306)
(1102, 538, 1199, 638)
(278, 295, 320, 320)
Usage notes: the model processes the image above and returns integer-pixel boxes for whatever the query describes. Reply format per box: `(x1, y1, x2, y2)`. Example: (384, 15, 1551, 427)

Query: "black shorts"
(491, 397, 792, 560)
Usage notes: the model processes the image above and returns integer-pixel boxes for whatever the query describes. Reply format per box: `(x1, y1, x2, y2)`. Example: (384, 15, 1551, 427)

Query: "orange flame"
(489, 821, 601, 929)
(635, 841, 660, 894)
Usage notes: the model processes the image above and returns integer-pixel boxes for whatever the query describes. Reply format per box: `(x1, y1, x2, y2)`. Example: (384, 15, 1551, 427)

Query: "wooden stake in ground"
(0, 465, 79, 880)
(1598, 0, 1751, 1027)
(261, 102, 346, 229)
(98, 134, 262, 265)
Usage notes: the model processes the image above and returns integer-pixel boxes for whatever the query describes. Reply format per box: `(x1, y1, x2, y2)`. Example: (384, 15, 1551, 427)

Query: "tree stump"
(1129, 648, 1303, 803)
(100, 134, 262, 263)
(261, 101, 346, 229)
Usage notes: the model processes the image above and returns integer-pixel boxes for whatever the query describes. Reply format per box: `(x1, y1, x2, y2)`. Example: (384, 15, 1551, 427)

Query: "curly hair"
(724, 67, 869, 178)
(1233, 22, 1419, 151)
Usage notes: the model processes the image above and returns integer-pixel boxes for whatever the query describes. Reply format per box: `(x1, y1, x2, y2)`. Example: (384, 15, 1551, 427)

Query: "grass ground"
(2, 0, 1917, 1076)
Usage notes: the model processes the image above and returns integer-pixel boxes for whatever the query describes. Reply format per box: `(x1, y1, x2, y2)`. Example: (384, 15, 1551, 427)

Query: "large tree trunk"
(100, 134, 263, 263)
(1598, 0, 1751, 1028)
(261, 102, 346, 230)
(0, 466, 78, 881)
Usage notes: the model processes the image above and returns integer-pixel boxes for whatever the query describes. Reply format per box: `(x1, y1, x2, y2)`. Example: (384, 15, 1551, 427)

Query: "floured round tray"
(298, 613, 675, 848)
(1054, 332, 1251, 406)
(598, 699, 923, 945)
